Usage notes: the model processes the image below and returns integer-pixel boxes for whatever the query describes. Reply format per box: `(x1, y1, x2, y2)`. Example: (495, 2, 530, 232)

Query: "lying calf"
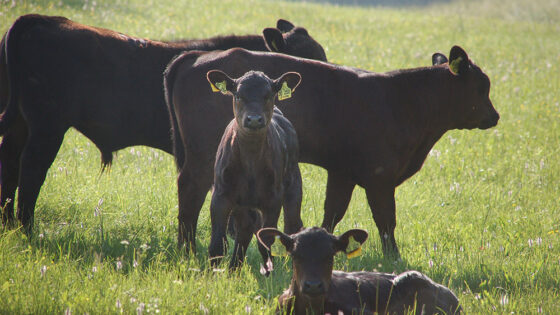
(206, 70, 303, 273)
(257, 227, 462, 314)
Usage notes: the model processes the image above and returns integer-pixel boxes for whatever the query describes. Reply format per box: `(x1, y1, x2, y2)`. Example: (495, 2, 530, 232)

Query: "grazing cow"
(165, 45, 499, 256)
(0, 14, 327, 231)
(257, 227, 462, 314)
(205, 70, 303, 272)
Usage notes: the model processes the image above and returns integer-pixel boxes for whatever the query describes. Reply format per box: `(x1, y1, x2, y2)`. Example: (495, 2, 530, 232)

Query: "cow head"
(257, 227, 368, 305)
(207, 70, 301, 132)
(263, 19, 327, 62)
(432, 45, 499, 130)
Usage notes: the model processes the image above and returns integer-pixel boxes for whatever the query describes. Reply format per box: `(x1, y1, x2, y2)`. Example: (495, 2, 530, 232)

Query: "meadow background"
(0, 0, 559, 313)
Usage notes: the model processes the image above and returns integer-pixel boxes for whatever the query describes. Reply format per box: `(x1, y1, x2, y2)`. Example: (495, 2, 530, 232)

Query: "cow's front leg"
(365, 185, 399, 258)
(257, 200, 282, 276)
(229, 207, 255, 269)
(320, 171, 356, 232)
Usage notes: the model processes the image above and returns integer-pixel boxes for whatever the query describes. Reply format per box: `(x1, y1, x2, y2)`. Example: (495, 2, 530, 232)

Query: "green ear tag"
(271, 40, 279, 52)
(346, 235, 362, 259)
(449, 56, 463, 74)
(214, 81, 228, 94)
(277, 82, 292, 101)
(270, 235, 288, 257)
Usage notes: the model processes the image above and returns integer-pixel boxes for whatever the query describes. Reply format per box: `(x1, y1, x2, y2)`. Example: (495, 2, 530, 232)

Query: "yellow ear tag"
(277, 82, 292, 101)
(210, 82, 219, 92)
(270, 235, 288, 257)
(346, 235, 362, 259)
(449, 56, 463, 74)
(271, 40, 279, 52)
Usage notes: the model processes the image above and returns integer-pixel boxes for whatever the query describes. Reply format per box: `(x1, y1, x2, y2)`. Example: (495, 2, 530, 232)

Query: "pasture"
(1, 0, 559, 313)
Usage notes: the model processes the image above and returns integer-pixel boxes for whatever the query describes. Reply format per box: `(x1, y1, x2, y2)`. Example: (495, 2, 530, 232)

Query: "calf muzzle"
(244, 114, 265, 130)
(302, 280, 326, 297)
(479, 111, 500, 129)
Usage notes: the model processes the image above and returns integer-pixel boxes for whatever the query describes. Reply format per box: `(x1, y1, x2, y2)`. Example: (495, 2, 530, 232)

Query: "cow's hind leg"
(365, 185, 399, 258)
(208, 191, 233, 267)
(320, 172, 356, 232)
(0, 118, 27, 227)
(16, 127, 65, 234)
(282, 166, 303, 234)
(176, 162, 212, 253)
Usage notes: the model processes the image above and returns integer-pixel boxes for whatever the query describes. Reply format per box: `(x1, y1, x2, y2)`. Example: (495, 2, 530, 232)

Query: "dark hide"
(0, 14, 327, 231)
(206, 70, 303, 274)
(165, 46, 499, 255)
(257, 227, 462, 314)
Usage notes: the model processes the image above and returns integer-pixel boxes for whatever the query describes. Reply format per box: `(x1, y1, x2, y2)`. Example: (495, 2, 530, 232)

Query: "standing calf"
(205, 70, 303, 272)
(257, 227, 462, 314)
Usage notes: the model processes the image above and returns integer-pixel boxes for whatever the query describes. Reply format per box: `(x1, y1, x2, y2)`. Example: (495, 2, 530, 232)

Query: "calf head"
(432, 45, 500, 130)
(263, 19, 327, 62)
(257, 227, 368, 301)
(207, 70, 301, 132)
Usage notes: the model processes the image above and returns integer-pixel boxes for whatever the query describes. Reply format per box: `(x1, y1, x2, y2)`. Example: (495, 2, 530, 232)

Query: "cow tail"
(163, 51, 202, 171)
(0, 16, 29, 135)
(163, 54, 184, 171)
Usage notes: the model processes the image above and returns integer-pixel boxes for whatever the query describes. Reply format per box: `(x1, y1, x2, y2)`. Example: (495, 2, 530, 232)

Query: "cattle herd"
(0, 13, 501, 314)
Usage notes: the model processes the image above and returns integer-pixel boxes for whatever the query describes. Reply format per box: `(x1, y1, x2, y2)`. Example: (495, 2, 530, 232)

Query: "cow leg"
(208, 192, 233, 267)
(16, 128, 65, 234)
(229, 207, 254, 269)
(282, 167, 303, 234)
(176, 163, 212, 253)
(0, 120, 27, 227)
(320, 172, 356, 232)
(257, 201, 282, 275)
(365, 186, 400, 258)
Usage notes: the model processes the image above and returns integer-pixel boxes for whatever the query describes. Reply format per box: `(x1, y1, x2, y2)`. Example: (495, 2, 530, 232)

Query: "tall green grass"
(1, 0, 559, 313)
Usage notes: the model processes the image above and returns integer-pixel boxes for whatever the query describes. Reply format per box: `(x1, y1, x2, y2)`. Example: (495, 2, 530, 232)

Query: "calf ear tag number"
(278, 82, 292, 101)
(271, 235, 288, 257)
(346, 235, 362, 259)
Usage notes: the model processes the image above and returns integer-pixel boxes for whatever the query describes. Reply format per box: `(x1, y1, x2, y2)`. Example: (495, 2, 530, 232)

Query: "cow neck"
(389, 66, 459, 137)
(233, 124, 268, 173)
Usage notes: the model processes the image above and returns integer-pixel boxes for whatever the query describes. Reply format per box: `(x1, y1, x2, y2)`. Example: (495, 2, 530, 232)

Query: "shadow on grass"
(282, 0, 454, 8)
(0, 222, 214, 275)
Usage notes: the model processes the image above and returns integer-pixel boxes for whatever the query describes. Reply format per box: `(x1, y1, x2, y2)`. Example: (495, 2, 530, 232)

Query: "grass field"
(1, 0, 559, 313)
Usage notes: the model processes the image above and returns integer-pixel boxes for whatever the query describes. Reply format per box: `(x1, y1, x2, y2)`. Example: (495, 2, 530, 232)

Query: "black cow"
(0, 14, 327, 231)
(165, 45, 499, 256)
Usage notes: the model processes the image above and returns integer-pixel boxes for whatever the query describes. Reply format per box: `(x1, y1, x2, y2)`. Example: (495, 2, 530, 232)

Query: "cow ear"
(336, 229, 368, 259)
(274, 72, 301, 101)
(263, 28, 286, 53)
(257, 228, 294, 256)
(276, 19, 295, 33)
(448, 45, 469, 75)
(432, 52, 448, 66)
(206, 70, 235, 94)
